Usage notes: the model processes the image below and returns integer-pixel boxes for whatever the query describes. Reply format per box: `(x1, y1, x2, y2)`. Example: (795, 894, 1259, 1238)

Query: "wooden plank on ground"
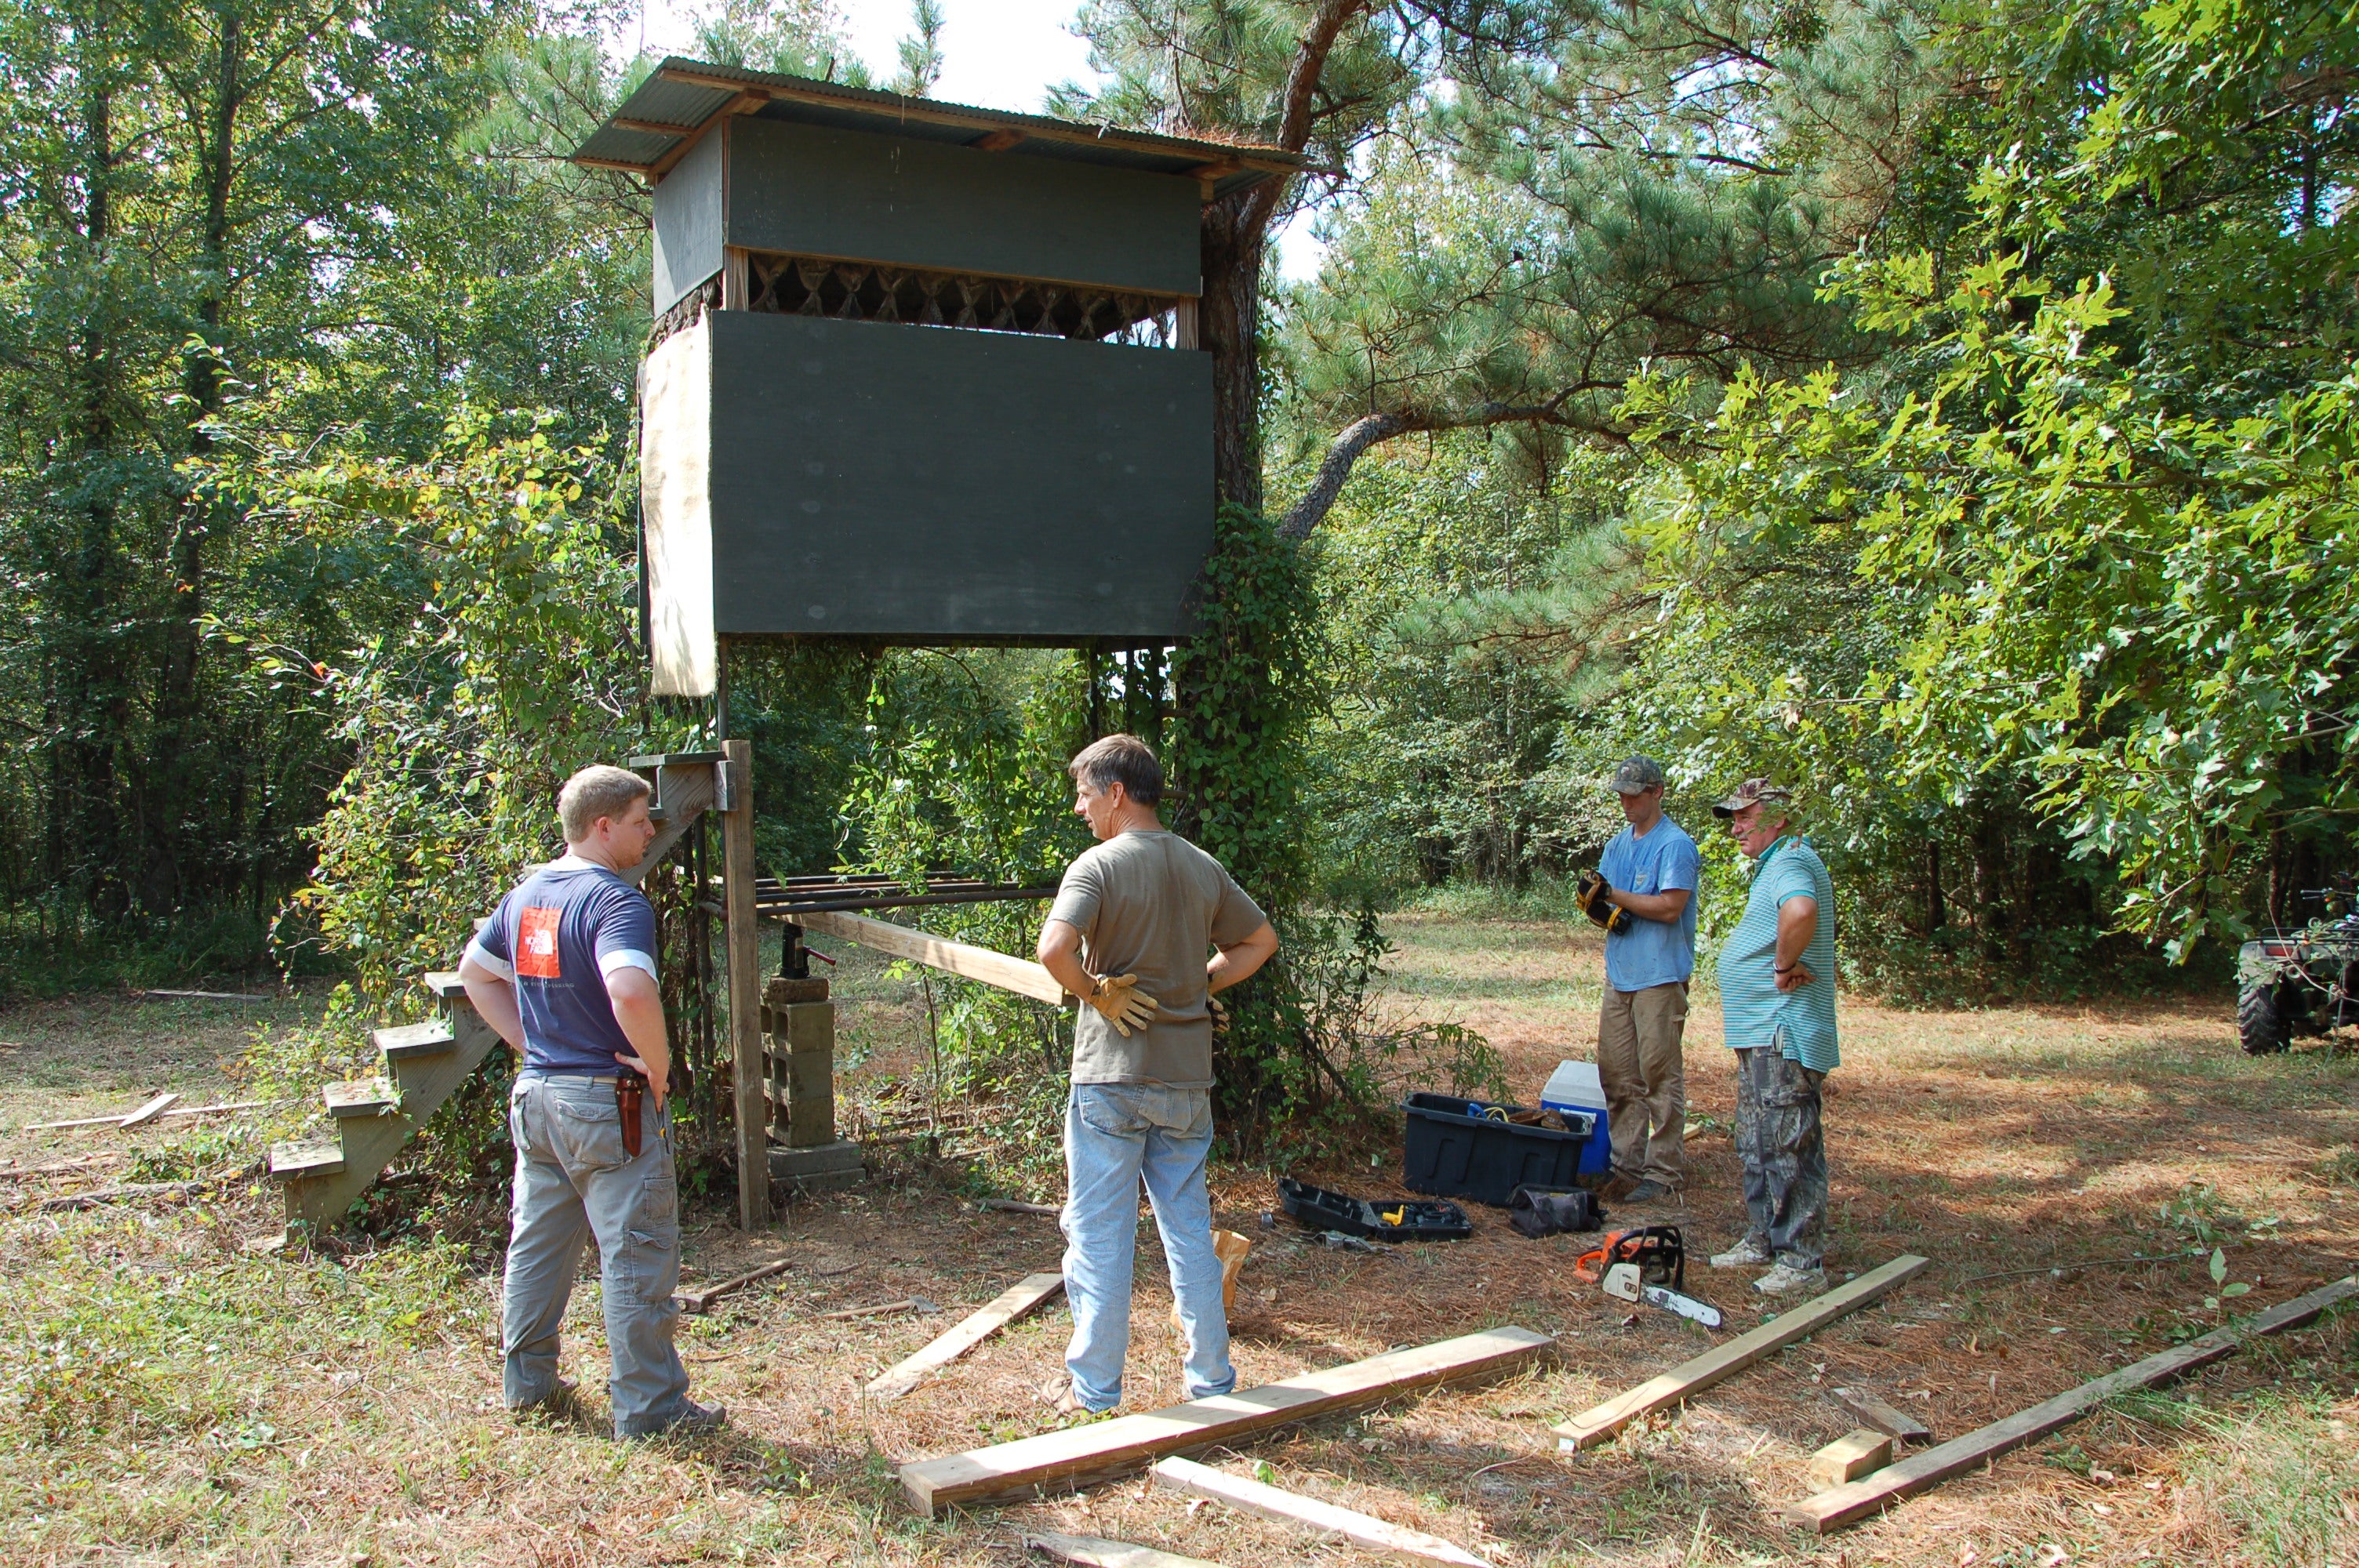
(1151, 1456, 1491, 1568)
(1024, 1532, 1225, 1568)
(1553, 1254, 1930, 1451)
(1788, 1274, 2359, 1534)
(117, 1092, 180, 1127)
(868, 1272, 1064, 1399)
(794, 908, 1068, 1007)
(1831, 1385, 1932, 1443)
(900, 1326, 1554, 1515)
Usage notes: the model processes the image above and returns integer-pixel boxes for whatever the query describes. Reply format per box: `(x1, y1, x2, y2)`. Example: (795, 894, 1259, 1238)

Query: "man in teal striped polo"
(1707, 778, 1838, 1298)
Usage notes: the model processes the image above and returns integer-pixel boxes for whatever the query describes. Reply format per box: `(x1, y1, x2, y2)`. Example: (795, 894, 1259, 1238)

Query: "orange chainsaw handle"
(1572, 1227, 1634, 1284)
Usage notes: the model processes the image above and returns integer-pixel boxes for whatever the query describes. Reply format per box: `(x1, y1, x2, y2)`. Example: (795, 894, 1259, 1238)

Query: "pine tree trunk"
(1200, 191, 1266, 512)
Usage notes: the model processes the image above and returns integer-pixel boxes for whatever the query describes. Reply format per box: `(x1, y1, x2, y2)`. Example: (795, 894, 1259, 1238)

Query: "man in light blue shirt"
(1589, 756, 1701, 1204)
(1708, 777, 1839, 1299)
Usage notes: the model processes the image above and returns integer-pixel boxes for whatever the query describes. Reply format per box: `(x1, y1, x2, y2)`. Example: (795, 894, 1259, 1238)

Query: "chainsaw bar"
(1641, 1283, 1724, 1329)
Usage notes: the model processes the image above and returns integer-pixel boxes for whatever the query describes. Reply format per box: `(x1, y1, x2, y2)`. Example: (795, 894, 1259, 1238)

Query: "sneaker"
(1037, 1374, 1107, 1421)
(1620, 1181, 1674, 1205)
(1710, 1237, 1772, 1269)
(1751, 1262, 1829, 1298)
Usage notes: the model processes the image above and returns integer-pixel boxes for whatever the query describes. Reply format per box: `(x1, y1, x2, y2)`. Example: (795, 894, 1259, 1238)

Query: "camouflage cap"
(1710, 777, 1793, 818)
(1606, 756, 1666, 794)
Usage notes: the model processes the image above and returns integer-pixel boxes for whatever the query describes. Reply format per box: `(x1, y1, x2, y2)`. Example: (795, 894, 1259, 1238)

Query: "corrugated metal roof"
(572, 56, 1299, 200)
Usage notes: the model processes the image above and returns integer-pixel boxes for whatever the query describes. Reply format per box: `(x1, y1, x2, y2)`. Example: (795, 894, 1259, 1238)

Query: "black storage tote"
(1402, 1091, 1597, 1207)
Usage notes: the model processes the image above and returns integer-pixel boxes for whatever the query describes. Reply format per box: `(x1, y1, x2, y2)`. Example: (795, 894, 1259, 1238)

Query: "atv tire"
(2238, 980, 2294, 1056)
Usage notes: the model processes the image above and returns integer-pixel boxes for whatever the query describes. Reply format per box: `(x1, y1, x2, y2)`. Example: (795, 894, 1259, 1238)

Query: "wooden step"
(270, 1140, 345, 1178)
(322, 1078, 399, 1119)
(424, 970, 466, 1000)
(374, 1021, 455, 1062)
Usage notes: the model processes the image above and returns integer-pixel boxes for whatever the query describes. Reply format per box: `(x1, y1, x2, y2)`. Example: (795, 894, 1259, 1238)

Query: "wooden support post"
(723, 736, 770, 1229)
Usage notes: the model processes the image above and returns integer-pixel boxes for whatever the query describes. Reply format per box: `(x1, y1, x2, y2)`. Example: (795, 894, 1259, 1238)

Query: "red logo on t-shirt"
(517, 906, 562, 978)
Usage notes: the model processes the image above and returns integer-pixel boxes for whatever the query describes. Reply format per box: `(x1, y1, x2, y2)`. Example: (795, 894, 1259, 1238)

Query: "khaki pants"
(1598, 982, 1688, 1188)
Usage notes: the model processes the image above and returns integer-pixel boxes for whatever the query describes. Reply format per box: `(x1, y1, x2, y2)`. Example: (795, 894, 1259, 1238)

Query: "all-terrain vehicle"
(2238, 884, 2359, 1054)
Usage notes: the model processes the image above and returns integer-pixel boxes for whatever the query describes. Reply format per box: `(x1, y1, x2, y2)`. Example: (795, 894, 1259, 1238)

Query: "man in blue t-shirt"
(1590, 757, 1702, 1204)
(457, 764, 722, 1439)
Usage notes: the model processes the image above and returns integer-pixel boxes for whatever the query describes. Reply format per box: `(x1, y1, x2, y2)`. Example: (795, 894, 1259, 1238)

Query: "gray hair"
(1067, 733, 1163, 805)
(558, 764, 650, 842)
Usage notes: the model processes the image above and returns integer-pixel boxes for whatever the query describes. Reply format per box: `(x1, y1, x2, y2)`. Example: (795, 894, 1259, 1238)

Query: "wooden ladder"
(267, 971, 503, 1233)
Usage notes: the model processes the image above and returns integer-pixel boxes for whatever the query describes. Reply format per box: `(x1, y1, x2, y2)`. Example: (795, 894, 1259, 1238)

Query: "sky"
(614, 0, 1327, 279)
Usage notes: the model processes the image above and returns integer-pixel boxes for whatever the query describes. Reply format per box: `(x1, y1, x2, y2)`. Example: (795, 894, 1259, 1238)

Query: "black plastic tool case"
(1278, 1176, 1472, 1241)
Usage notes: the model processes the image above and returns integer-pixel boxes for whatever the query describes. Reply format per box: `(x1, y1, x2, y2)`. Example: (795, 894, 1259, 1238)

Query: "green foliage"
(837, 648, 1091, 1128)
(1296, 432, 1622, 897)
(1173, 505, 1502, 1145)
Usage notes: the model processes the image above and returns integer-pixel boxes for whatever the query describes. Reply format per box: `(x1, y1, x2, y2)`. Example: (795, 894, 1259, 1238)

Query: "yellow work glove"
(1086, 972, 1161, 1037)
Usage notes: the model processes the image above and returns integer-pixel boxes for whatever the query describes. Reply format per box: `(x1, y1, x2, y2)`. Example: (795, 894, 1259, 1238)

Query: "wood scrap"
(1553, 1254, 1931, 1450)
(1807, 1428, 1894, 1488)
(982, 1197, 1061, 1216)
(1788, 1274, 2359, 1533)
(1151, 1456, 1492, 1567)
(1024, 1531, 1226, 1568)
(144, 989, 274, 1001)
(117, 1092, 180, 1127)
(867, 1272, 1064, 1399)
(900, 1325, 1554, 1515)
(818, 1296, 938, 1320)
(1831, 1385, 1932, 1443)
(160, 1099, 274, 1120)
(21, 1091, 187, 1132)
(676, 1257, 791, 1314)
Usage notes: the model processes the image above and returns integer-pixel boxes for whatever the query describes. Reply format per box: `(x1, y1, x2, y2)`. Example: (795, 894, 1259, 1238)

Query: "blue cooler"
(1540, 1060, 1615, 1178)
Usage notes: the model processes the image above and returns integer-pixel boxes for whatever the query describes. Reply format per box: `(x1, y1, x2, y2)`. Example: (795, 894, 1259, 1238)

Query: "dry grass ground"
(2, 917, 2355, 1566)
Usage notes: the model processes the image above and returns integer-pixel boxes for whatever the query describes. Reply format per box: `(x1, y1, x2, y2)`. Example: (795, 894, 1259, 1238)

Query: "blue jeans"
(503, 1073, 692, 1437)
(1060, 1083, 1235, 1411)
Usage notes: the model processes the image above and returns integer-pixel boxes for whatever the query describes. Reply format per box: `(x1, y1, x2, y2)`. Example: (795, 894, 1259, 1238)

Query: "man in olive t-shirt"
(1035, 734, 1278, 1416)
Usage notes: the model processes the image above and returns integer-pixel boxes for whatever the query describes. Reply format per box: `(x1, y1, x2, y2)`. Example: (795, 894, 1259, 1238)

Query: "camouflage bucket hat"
(1606, 756, 1666, 794)
(1710, 777, 1793, 818)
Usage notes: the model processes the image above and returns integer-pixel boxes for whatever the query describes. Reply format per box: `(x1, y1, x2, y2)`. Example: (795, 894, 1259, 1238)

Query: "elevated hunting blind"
(573, 60, 1299, 695)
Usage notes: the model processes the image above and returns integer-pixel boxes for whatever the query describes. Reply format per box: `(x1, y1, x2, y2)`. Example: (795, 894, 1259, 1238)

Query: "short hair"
(1067, 733, 1163, 805)
(558, 764, 651, 842)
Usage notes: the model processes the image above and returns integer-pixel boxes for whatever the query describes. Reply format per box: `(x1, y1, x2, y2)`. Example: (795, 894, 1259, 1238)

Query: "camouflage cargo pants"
(1733, 1043, 1826, 1271)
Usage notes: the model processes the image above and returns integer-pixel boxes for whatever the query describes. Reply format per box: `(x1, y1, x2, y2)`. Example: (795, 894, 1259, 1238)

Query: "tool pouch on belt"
(616, 1069, 647, 1159)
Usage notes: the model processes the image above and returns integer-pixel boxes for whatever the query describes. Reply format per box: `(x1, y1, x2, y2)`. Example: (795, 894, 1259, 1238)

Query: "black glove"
(1575, 869, 1631, 935)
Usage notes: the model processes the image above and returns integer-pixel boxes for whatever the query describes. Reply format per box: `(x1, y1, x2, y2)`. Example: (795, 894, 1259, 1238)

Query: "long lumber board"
(1553, 1254, 1930, 1450)
(1789, 1274, 2359, 1533)
(1151, 1456, 1492, 1567)
(867, 1271, 1065, 1399)
(794, 909, 1067, 1007)
(900, 1325, 1554, 1515)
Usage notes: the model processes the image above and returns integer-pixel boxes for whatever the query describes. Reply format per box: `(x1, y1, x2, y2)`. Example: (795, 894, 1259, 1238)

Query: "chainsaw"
(1572, 1225, 1686, 1290)
(1601, 1261, 1725, 1329)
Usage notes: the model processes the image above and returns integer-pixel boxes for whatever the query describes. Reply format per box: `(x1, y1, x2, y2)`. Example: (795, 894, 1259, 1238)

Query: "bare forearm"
(1208, 924, 1279, 994)
(458, 963, 524, 1051)
(1035, 921, 1094, 1000)
(605, 972, 671, 1099)
(1609, 887, 1691, 923)
(1776, 898, 1818, 972)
